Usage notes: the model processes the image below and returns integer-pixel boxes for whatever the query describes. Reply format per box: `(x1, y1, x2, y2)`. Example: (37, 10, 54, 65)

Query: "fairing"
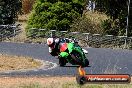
(60, 43, 67, 52)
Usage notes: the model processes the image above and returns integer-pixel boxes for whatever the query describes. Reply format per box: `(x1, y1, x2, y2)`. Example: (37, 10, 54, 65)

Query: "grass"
(17, 82, 132, 88)
(85, 11, 109, 25)
(0, 54, 42, 71)
(6, 81, 132, 88)
(0, 76, 131, 88)
(19, 83, 41, 88)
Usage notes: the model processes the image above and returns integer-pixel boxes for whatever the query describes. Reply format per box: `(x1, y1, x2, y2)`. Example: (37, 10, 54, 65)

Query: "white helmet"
(47, 38, 54, 46)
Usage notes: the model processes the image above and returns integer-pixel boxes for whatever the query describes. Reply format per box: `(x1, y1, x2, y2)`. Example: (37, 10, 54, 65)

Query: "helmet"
(47, 38, 55, 48)
(47, 38, 54, 45)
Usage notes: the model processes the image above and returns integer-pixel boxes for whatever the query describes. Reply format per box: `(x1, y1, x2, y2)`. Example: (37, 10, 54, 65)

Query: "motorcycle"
(61, 38, 88, 54)
(58, 42, 89, 67)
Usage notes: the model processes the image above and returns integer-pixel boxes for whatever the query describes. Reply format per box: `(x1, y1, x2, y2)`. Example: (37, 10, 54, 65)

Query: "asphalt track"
(0, 42, 132, 76)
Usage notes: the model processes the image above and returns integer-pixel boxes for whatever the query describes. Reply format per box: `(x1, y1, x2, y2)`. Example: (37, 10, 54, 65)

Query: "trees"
(95, 0, 128, 36)
(26, 0, 85, 37)
(95, 0, 127, 20)
(0, 0, 22, 24)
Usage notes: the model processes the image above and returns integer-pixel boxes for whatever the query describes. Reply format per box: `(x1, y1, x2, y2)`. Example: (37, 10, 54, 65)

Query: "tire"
(71, 51, 89, 67)
(59, 58, 67, 66)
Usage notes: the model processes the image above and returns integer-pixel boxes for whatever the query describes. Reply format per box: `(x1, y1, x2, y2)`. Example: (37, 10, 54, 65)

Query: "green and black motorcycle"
(58, 42, 89, 67)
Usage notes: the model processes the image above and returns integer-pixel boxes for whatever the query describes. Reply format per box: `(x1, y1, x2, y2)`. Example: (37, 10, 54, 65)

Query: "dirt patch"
(0, 54, 42, 71)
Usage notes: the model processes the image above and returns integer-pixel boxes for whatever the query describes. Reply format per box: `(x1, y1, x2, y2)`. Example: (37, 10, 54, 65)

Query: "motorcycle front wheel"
(70, 50, 89, 67)
(71, 52, 81, 64)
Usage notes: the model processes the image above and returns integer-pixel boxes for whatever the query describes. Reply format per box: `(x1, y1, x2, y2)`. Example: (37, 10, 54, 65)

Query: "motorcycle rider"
(47, 37, 89, 67)
(47, 37, 69, 56)
(47, 37, 88, 55)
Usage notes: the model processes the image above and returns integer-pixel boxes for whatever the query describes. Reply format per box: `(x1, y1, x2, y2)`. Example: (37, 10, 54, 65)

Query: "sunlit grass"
(16, 82, 132, 88)
(0, 54, 42, 71)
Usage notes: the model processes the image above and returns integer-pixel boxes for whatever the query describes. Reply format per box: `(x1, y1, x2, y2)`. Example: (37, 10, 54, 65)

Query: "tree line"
(0, 0, 131, 37)
(26, 0, 86, 38)
(95, 0, 128, 36)
(0, 0, 22, 24)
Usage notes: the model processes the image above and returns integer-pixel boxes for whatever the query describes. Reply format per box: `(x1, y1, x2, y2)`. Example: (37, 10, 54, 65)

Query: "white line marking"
(39, 60, 58, 70)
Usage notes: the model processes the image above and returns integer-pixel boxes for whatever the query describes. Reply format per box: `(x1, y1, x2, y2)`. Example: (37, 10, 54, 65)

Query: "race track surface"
(0, 42, 132, 76)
